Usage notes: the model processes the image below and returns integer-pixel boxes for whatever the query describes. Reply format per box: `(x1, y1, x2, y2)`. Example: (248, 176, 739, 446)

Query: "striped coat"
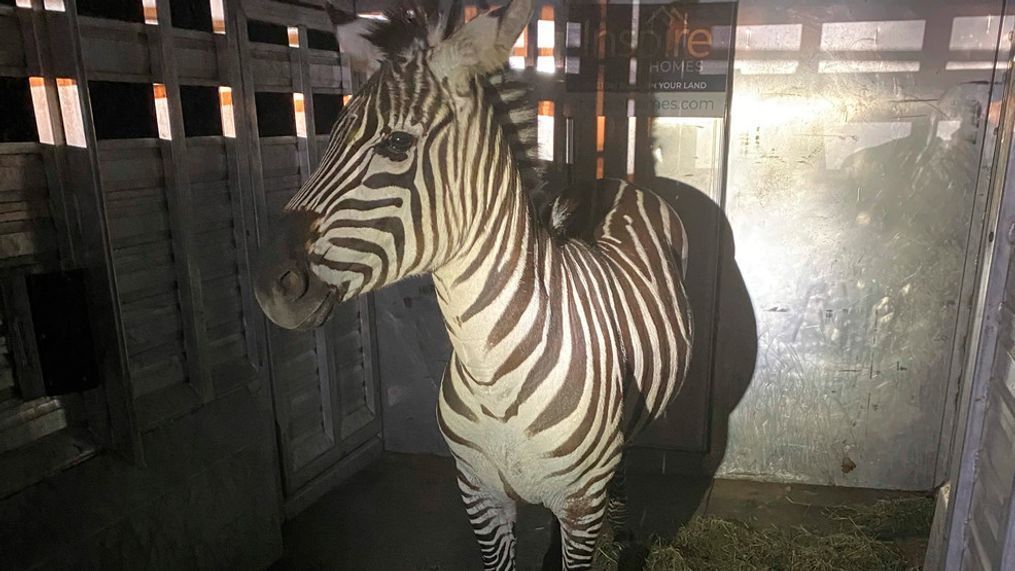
(254, 1, 693, 568)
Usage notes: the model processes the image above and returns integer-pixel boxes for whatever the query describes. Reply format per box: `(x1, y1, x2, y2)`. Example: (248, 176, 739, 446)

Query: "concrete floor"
(271, 453, 926, 570)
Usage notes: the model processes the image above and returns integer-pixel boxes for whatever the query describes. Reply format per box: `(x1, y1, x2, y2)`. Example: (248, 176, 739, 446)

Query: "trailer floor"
(271, 453, 929, 570)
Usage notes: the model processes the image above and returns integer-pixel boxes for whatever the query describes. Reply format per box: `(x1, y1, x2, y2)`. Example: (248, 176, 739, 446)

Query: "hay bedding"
(593, 497, 935, 571)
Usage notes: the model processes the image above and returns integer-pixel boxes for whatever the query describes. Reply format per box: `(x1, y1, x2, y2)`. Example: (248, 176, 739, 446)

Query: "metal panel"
(713, 0, 1006, 489)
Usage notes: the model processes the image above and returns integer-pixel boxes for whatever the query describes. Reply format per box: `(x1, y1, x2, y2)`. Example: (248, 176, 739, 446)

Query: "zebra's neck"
(431, 165, 549, 386)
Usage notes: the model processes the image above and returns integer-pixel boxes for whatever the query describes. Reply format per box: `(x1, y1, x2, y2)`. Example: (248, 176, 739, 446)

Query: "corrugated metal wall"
(935, 25, 1015, 563)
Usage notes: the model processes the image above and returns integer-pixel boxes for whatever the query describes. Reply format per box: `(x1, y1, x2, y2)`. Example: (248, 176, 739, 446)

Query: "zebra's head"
(254, 0, 534, 330)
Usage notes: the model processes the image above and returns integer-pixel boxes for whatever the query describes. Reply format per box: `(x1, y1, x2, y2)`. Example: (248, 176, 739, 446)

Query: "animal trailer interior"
(0, 0, 1014, 569)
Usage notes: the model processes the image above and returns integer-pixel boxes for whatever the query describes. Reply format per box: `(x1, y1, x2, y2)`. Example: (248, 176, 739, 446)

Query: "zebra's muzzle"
(253, 211, 337, 331)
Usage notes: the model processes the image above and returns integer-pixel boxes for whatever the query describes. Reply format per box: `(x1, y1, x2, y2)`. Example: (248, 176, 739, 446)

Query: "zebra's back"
(586, 178, 694, 440)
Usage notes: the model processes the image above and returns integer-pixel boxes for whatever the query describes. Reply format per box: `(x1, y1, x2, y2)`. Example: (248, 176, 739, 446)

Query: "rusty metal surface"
(703, 0, 1008, 489)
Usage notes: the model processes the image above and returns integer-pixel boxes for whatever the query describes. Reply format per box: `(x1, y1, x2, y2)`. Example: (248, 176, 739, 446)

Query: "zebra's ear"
(430, 0, 533, 87)
(326, 1, 384, 76)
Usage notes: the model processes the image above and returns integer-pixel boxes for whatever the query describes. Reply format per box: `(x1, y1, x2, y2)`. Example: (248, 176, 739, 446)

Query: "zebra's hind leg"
(457, 470, 518, 571)
(607, 466, 649, 570)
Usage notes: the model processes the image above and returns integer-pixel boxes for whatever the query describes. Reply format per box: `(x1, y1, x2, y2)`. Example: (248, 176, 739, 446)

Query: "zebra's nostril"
(279, 269, 307, 300)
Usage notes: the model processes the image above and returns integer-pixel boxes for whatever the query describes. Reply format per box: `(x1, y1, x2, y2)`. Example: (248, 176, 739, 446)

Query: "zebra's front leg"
(457, 469, 518, 571)
(553, 494, 608, 570)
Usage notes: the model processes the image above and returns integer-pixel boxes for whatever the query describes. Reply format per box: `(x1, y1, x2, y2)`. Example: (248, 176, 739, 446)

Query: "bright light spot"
(945, 61, 1006, 71)
(821, 20, 926, 52)
(142, 0, 158, 24)
(514, 29, 527, 49)
(153, 83, 172, 140)
(730, 94, 836, 131)
(358, 13, 387, 21)
(536, 56, 554, 74)
(537, 20, 554, 49)
(343, 94, 352, 105)
(219, 87, 235, 138)
(293, 93, 307, 138)
(288, 27, 300, 48)
(42, 0, 64, 11)
(56, 78, 86, 148)
(818, 60, 920, 73)
(508, 56, 526, 70)
(626, 100, 636, 176)
(211, 0, 226, 34)
(15, 0, 32, 8)
(565, 57, 580, 74)
(537, 101, 554, 161)
(29, 77, 55, 145)
(737, 24, 803, 51)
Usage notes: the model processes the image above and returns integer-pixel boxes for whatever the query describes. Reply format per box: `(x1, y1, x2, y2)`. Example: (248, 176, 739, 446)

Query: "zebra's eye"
(384, 131, 416, 154)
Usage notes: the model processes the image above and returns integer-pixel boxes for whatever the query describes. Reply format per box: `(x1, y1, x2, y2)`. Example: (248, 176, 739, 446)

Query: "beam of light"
(142, 0, 157, 25)
(737, 24, 803, 51)
(818, 60, 920, 74)
(153, 83, 172, 140)
(56, 78, 86, 148)
(210, 0, 226, 34)
(294, 92, 307, 138)
(509, 28, 527, 70)
(29, 77, 55, 145)
(536, 9, 554, 75)
(821, 20, 925, 52)
(626, 99, 636, 176)
(219, 87, 235, 138)
(945, 61, 1007, 71)
(734, 59, 800, 75)
(537, 101, 554, 161)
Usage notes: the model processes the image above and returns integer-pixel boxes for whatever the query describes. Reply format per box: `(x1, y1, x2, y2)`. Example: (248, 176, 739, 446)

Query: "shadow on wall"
(373, 277, 452, 456)
(622, 174, 759, 537)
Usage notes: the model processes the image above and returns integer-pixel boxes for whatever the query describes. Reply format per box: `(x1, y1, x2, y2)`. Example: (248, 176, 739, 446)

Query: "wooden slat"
(175, 33, 219, 83)
(185, 143, 229, 182)
(0, 11, 25, 70)
(309, 63, 341, 89)
(252, 53, 293, 88)
(79, 21, 150, 78)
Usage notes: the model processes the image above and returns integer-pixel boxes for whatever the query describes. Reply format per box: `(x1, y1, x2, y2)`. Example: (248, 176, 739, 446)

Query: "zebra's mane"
(364, 1, 557, 227)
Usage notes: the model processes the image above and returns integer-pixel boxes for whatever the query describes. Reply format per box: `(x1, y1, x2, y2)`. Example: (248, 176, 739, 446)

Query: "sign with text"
(565, 1, 737, 117)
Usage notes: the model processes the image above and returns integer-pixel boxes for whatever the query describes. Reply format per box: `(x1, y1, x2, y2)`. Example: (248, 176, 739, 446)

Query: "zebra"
(253, 0, 693, 568)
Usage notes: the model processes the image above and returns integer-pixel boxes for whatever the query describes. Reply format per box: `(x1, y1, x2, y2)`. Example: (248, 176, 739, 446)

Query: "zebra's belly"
(440, 416, 584, 506)
(437, 378, 626, 508)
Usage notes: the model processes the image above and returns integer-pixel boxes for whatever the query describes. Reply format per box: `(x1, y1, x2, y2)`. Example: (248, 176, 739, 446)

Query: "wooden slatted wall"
(0, 0, 382, 509)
